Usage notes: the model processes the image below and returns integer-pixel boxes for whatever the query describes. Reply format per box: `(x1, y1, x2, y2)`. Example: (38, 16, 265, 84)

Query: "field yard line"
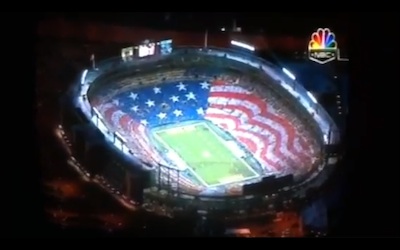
(153, 130, 209, 187)
(203, 122, 259, 180)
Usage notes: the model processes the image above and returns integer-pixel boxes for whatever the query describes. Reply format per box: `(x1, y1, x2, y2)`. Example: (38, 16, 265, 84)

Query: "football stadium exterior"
(60, 45, 341, 218)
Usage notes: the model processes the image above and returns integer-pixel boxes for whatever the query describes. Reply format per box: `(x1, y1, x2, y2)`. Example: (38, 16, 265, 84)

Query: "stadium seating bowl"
(89, 68, 322, 197)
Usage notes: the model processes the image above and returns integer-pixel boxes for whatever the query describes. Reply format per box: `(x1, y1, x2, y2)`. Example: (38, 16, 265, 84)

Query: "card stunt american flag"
(96, 80, 315, 177)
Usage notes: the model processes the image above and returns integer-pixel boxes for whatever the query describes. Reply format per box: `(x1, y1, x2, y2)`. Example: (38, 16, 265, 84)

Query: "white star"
(130, 105, 139, 112)
(173, 109, 183, 117)
(200, 81, 210, 89)
(157, 112, 167, 120)
(169, 95, 179, 102)
(185, 92, 196, 100)
(196, 107, 204, 115)
(145, 99, 155, 107)
(129, 92, 138, 100)
(112, 99, 119, 106)
(176, 82, 186, 91)
(153, 87, 162, 94)
(140, 119, 148, 126)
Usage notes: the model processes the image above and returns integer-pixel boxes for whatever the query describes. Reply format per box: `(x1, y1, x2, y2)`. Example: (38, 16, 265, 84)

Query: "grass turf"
(155, 123, 256, 186)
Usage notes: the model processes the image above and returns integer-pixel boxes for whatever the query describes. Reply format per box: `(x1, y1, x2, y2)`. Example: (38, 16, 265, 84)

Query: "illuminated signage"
(308, 28, 338, 64)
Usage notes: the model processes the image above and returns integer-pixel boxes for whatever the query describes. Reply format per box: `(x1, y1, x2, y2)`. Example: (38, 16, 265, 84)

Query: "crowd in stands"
(88, 66, 322, 196)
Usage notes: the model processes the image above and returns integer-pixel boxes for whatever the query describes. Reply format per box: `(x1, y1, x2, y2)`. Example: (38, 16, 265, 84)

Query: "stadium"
(59, 39, 342, 218)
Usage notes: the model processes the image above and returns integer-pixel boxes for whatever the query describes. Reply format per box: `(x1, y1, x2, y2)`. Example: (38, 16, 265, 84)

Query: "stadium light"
(204, 29, 208, 48)
(307, 91, 318, 104)
(282, 67, 296, 80)
(230, 40, 255, 51)
(115, 131, 127, 143)
(80, 69, 88, 85)
(121, 47, 134, 62)
(90, 54, 96, 69)
(92, 107, 102, 119)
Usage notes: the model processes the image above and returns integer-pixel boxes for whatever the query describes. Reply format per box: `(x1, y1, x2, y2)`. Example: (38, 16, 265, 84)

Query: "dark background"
(38, 12, 349, 35)
(4, 12, 399, 238)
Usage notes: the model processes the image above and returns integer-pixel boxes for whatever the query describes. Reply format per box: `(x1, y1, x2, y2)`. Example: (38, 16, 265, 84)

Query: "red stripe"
(208, 81, 314, 172)
(236, 136, 258, 153)
(234, 128, 281, 171)
(262, 108, 297, 152)
(119, 114, 131, 132)
(209, 103, 254, 119)
(209, 91, 267, 114)
(103, 106, 118, 123)
(205, 112, 240, 129)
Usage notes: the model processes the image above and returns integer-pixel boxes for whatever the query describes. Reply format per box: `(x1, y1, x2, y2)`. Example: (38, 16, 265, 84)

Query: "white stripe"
(231, 129, 279, 172)
(204, 108, 240, 130)
(294, 137, 312, 157)
(111, 110, 126, 129)
(238, 124, 282, 165)
(210, 85, 252, 94)
(205, 106, 282, 172)
(206, 106, 250, 122)
(253, 115, 303, 162)
(209, 84, 300, 164)
(208, 96, 261, 117)
(231, 130, 261, 154)
(205, 107, 227, 115)
(207, 116, 237, 131)
(208, 90, 311, 167)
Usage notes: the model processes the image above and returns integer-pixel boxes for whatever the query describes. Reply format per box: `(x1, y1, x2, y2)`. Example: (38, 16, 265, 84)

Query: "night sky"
(39, 12, 349, 35)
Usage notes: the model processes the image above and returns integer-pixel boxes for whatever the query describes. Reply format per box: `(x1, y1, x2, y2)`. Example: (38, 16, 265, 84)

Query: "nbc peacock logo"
(308, 28, 338, 64)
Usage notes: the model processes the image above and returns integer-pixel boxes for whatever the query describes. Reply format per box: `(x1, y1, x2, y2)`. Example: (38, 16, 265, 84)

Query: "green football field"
(154, 122, 257, 186)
